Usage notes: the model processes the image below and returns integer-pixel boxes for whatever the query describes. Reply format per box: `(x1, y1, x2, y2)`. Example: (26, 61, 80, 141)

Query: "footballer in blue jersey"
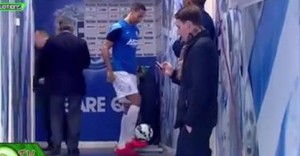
(108, 19, 140, 74)
(101, 2, 147, 156)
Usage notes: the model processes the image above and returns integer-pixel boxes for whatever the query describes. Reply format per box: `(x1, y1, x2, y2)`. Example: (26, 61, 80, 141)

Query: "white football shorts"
(112, 71, 139, 103)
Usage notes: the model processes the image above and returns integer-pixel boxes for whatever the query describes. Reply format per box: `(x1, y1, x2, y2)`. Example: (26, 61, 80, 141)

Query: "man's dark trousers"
(176, 125, 214, 156)
(50, 95, 82, 150)
(35, 89, 52, 147)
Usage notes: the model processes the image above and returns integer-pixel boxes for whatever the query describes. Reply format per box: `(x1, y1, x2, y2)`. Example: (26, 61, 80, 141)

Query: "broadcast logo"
(0, 146, 18, 156)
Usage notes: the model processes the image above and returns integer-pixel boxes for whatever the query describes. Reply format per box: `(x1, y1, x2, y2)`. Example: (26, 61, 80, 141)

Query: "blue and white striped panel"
(255, 0, 300, 155)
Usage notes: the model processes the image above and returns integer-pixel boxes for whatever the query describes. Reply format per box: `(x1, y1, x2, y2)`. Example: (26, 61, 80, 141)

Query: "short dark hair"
(184, 0, 206, 8)
(175, 5, 202, 26)
(130, 2, 146, 12)
(198, 0, 206, 7)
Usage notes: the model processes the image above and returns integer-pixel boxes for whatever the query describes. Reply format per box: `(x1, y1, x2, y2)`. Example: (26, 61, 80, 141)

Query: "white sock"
(126, 105, 140, 141)
(117, 114, 130, 149)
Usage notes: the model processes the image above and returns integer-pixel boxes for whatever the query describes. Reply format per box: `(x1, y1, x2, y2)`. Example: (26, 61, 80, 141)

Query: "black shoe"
(46, 146, 61, 155)
(42, 145, 52, 151)
(67, 148, 80, 155)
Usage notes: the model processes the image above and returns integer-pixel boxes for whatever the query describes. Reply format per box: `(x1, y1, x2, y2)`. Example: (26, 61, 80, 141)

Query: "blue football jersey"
(106, 19, 140, 74)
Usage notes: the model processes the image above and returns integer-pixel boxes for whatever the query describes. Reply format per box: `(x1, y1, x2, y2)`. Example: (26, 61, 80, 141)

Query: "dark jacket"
(33, 47, 43, 91)
(172, 10, 215, 58)
(38, 32, 90, 96)
(201, 10, 215, 40)
(172, 30, 219, 128)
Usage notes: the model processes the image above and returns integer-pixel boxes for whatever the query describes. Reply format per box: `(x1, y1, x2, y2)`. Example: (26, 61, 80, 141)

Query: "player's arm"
(100, 28, 122, 72)
(101, 39, 114, 72)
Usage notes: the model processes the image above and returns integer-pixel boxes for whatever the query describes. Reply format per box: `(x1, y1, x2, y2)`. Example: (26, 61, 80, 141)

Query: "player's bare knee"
(130, 98, 141, 106)
(127, 94, 141, 106)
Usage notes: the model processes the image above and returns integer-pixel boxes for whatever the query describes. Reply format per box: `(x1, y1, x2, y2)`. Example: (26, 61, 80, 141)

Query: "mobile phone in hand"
(156, 61, 163, 70)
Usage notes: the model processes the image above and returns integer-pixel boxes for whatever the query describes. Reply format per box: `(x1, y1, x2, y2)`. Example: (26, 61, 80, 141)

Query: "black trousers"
(50, 95, 82, 150)
(176, 125, 214, 156)
(35, 89, 52, 146)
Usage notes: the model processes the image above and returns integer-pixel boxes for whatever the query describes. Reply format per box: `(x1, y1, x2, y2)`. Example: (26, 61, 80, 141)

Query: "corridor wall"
(0, 0, 35, 142)
(157, 0, 182, 149)
(215, 0, 300, 155)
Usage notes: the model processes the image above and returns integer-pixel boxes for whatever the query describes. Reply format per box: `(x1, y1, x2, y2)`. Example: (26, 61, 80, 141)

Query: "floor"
(57, 148, 173, 156)
(43, 128, 217, 156)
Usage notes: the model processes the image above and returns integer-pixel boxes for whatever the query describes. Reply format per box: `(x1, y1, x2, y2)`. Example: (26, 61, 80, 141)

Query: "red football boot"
(127, 138, 148, 149)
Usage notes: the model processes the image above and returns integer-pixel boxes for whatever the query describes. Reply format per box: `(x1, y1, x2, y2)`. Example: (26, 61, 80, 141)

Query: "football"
(135, 123, 153, 142)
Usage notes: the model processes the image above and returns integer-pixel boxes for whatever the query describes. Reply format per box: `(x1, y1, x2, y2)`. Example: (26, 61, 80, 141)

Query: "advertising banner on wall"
(34, 0, 158, 141)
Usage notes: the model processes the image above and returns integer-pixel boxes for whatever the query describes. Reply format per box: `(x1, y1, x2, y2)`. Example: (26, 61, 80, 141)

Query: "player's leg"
(116, 98, 132, 149)
(125, 93, 141, 139)
(124, 74, 147, 148)
(118, 98, 131, 114)
(117, 94, 147, 149)
(113, 72, 139, 156)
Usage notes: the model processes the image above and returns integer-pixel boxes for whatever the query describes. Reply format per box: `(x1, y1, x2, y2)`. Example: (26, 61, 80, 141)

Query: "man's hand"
(158, 61, 173, 76)
(38, 78, 45, 84)
(185, 125, 192, 133)
(106, 71, 115, 83)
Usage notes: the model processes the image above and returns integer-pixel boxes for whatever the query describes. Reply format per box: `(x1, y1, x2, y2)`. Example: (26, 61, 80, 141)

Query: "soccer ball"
(135, 123, 153, 141)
